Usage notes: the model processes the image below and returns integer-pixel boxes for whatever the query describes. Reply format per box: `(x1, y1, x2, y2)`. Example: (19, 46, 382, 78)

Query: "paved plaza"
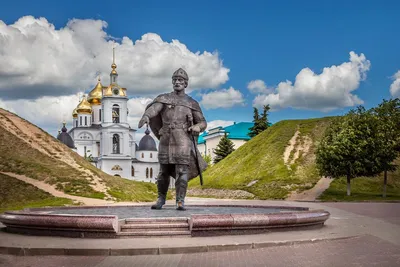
(1, 199, 399, 266)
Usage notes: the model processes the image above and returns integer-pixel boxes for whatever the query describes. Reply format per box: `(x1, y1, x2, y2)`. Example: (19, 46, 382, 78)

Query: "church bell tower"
(97, 46, 132, 178)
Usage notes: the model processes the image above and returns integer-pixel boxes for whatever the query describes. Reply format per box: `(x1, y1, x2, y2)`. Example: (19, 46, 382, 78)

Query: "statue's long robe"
(143, 92, 208, 180)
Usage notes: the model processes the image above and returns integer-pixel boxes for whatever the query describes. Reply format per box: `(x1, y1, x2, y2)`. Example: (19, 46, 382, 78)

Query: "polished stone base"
(0, 205, 330, 238)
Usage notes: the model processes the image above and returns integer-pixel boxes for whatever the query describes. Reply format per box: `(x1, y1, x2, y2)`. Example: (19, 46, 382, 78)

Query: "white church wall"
(101, 159, 131, 179)
(132, 162, 159, 183)
(91, 105, 101, 125)
(100, 128, 130, 156)
(102, 98, 129, 126)
(136, 151, 158, 163)
(129, 134, 136, 157)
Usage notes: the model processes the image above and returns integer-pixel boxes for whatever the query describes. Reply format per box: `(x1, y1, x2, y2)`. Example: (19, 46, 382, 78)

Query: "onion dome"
(87, 77, 103, 105)
(76, 95, 92, 114)
(57, 123, 75, 149)
(138, 128, 157, 151)
(72, 108, 78, 118)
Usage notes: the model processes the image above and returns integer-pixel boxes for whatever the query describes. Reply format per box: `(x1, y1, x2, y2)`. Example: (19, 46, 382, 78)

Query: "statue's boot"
(151, 171, 170, 210)
(175, 164, 188, 211)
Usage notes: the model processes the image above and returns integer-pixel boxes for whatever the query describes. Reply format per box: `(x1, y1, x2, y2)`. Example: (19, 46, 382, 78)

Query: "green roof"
(197, 122, 254, 144)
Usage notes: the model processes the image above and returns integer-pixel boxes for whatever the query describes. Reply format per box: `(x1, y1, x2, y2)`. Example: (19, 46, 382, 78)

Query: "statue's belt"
(160, 122, 190, 131)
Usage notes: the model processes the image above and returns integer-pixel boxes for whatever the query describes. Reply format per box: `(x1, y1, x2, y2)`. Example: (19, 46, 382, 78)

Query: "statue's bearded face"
(172, 77, 187, 91)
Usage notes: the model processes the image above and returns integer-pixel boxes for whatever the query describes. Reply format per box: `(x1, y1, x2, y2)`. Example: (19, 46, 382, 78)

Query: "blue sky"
(0, 0, 399, 136)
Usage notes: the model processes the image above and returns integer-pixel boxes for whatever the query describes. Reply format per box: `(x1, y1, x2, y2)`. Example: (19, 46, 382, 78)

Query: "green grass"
(0, 173, 75, 213)
(320, 164, 400, 201)
(189, 117, 334, 199)
(0, 108, 157, 202)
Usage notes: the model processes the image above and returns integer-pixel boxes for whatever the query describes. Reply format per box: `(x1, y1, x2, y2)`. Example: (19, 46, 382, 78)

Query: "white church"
(57, 49, 160, 183)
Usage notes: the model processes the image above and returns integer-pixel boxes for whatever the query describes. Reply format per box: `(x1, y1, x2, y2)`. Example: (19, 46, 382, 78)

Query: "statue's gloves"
(138, 115, 150, 128)
(188, 125, 201, 135)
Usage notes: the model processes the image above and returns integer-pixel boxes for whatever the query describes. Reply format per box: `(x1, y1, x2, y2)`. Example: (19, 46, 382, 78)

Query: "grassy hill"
(189, 117, 334, 199)
(0, 173, 74, 213)
(189, 117, 400, 201)
(0, 108, 157, 211)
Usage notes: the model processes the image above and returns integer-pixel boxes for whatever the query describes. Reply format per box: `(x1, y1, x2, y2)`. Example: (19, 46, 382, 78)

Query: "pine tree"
(248, 107, 260, 138)
(248, 105, 270, 138)
(213, 133, 235, 164)
(260, 104, 270, 131)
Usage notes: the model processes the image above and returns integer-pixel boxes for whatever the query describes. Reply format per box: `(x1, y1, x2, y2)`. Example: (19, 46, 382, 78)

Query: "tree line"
(316, 98, 400, 197)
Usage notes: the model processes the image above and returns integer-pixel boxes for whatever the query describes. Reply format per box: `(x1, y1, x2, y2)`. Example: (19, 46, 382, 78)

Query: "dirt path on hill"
(1, 172, 114, 206)
(0, 109, 112, 200)
(283, 130, 300, 166)
(283, 129, 313, 167)
(286, 177, 333, 201)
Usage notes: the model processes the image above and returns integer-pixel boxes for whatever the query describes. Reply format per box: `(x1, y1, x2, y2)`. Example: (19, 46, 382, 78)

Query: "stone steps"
(120, 217, 191, 237)
(121, 223, 189, 231)
(125, 217, 189, 224)
(118, 230, 191, 237)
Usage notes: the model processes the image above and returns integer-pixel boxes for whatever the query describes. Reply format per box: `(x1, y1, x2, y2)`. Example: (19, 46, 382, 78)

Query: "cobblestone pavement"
(1, 235, 399, 267)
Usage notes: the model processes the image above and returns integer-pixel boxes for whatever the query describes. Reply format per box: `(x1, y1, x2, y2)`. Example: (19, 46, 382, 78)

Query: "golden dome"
(76, 96, 92, 114)
(87, 78, 103, 105)
(72, 108, 78, 118)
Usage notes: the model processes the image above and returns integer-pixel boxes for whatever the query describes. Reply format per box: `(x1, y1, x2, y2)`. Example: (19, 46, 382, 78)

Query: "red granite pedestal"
(0, 205, 330, 238)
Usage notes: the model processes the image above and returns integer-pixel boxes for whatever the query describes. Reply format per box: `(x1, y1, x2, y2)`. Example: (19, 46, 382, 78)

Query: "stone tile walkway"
(0, 199, 399, 266)
(1, 235, 399, 267)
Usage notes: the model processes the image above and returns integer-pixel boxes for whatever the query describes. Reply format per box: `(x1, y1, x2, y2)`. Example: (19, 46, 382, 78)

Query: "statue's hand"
(138, 116, 149, 128)
(188, 125, 201, 135)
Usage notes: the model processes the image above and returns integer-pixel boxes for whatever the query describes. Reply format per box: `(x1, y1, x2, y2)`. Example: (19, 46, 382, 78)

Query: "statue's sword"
(187, 114, 204, 186)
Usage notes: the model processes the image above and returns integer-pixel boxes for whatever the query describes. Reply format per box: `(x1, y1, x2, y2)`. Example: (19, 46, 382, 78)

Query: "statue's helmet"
(172, 68, 189, 81)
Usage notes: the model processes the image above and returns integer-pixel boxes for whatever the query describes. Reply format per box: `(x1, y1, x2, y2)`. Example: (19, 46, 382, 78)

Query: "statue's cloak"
(145, 93, 208, 180)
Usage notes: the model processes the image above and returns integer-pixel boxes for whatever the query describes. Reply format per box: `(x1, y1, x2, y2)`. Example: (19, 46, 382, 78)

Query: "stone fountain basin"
(0, 205, 330, 238)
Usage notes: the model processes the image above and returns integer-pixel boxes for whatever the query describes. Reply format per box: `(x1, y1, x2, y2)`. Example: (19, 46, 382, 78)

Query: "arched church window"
(99, 109, 102, 121)
(112, 104, 120, 123)
(85, 116, 87, 126)
(146, 168, 149, 178)
(150, 153, 152, 158)
(112, 134, 120, 154)
(141, 153, 144, 158)
(75, 120, 78, 127)
(131, 166, 135, 177)
(150, 168, 153, 178)
(80, 117, 82, 126)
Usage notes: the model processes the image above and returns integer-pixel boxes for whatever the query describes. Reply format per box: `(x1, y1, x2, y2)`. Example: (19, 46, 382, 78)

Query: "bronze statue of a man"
(138, 68, 207, 210)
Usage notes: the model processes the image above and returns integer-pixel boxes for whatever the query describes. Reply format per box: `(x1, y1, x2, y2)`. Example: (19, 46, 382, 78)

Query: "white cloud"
(247, 79, 273, 94)
(127, 97, 152, 127)
(252, 51, 371, 111)
(0, 94, 80, 128)
(0, 16, 230, 100)
(200, 87, 245, 109)
(206, 120, 235, 131)
(390, 71, 400, 98)
(0, 94, 155, 137)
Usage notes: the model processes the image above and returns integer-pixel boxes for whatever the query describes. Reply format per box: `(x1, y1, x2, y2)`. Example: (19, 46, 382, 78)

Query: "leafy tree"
(248, 105, 270, 138)
(371, 98, 400, 197)
(316, 106, 382, 196)
(213, 133, 235, 164)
